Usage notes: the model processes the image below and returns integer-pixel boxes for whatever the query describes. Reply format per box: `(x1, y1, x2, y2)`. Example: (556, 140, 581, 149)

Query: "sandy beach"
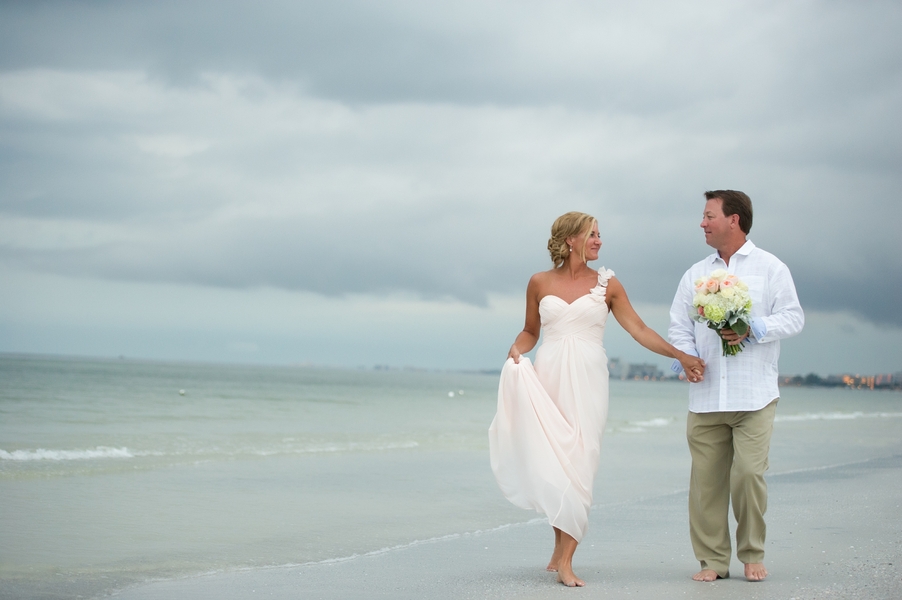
(108, 428, 902, 599)
(109, 454, 902, 599)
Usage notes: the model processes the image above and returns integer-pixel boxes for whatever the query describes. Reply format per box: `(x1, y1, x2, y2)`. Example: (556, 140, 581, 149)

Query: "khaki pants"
(686, 400, 777, 577)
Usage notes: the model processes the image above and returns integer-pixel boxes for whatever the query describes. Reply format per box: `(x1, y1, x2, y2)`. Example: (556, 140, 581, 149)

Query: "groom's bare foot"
(745, 563, 767, 581)
(692, 569, 724, 582)
(556, 566, 585, 587)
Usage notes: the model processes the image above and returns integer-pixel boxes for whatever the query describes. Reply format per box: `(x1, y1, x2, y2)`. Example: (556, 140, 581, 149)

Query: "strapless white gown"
(488, 268, 613, 542)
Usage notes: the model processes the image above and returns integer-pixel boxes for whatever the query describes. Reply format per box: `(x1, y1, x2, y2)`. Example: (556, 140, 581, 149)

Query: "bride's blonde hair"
(547, 211, 597, 267)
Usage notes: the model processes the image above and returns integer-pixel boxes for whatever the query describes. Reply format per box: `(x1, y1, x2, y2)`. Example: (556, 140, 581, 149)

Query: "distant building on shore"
(781, 371, 901, 391)
(608, 358, 667, 381)
(608, 358, 625, 380)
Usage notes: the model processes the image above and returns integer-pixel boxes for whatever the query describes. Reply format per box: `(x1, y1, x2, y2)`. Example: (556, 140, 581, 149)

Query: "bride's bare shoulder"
(531, 269, 557, 281)
(529, 269, 560, 285)
(526, 270, 558, 296)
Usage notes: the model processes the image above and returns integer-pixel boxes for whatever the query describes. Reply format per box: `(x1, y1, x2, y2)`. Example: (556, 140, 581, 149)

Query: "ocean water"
(2, 353, 901, 599)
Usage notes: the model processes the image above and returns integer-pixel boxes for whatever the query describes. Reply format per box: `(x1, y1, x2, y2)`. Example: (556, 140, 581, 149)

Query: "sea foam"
(631, 417, 672, 428)
(0, 446, 134, 461)
(614, 416, 675, 433)
(775, 411, 902, 422)
(0, 441, 422, 462)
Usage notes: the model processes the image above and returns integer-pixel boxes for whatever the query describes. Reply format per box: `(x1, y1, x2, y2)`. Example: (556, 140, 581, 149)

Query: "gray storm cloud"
(1, 1, 901, 326)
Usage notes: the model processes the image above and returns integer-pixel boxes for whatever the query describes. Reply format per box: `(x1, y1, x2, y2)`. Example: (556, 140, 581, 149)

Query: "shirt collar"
(735, 239, 756, 256)
(707, 239, 755, 264)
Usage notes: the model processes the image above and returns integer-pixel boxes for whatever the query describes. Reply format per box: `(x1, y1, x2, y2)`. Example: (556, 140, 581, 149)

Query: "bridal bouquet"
(691, 269, 752, 356)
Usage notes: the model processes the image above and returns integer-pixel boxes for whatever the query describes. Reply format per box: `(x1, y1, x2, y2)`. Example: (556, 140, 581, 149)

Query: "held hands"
(679, 354, 706, 383)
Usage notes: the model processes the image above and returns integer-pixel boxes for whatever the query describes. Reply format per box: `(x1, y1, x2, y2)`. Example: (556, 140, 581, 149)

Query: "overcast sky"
(1, 0, 900, 375)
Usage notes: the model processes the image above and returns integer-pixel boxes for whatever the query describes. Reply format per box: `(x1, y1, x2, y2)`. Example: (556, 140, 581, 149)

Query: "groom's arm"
(668, 270, 699, 374)
(751, 261, 805, 344)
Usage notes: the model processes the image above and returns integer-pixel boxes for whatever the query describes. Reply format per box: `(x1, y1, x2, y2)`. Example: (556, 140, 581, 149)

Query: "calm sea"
(2, 353, 900, 599)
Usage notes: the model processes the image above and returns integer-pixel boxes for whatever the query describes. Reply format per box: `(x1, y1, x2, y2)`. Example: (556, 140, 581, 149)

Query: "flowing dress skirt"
(488, 272, 613, 542)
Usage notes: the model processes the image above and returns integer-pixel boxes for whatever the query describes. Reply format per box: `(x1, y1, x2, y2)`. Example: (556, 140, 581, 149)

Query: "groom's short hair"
(705, 190, 753, 234)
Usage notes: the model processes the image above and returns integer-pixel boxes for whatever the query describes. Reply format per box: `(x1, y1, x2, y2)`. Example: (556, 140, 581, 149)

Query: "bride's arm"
(607, 277, 706, 380)
(508, 274, 543, 363)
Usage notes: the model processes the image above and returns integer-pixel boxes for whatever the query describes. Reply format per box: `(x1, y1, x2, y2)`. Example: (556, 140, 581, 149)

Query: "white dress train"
(488, 268, 613, 542)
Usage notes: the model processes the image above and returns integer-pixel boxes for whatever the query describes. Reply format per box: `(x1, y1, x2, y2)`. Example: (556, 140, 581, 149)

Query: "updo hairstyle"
(547, 211, 597, 268)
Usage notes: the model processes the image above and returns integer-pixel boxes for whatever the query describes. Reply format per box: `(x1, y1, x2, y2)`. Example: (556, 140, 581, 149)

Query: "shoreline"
(4, 363, 902, 600)
(105, 454, 902, 600)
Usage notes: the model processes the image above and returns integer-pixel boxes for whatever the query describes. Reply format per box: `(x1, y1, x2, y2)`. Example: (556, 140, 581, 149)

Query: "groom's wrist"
(748, 318, 767, 344)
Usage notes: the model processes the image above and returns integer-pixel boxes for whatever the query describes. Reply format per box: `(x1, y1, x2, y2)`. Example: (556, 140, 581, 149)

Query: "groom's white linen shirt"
(669, 240, 805, 413)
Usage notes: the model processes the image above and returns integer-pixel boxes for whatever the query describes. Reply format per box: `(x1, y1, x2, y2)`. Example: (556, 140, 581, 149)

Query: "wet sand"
(111, 453, 902, 600)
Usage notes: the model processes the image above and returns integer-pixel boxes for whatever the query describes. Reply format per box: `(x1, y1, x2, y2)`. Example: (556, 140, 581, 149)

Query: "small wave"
(0, 446, 134, 461)
(614, 417, 674, 433)
(1, 439, 421, 463)
(293, 441, 419, 454)
(775, 411, 902, 423)
(632, 418, 672, 428)
(255, 517, 550, 571)
(251, 440, 420, 456)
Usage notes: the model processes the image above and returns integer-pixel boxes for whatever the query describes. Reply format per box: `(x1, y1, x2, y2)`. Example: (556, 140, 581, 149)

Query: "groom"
(668, 190, 804, 582)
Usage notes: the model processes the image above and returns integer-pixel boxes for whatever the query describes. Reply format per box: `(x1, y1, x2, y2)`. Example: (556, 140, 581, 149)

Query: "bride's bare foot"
(549, 528, 582, 586)
(556, 565, 585, 587)
(547, 528, 563, 571)
(692, 569, 725, 582)
(546, 549, 562, 572)
(745, 563, 767, 581)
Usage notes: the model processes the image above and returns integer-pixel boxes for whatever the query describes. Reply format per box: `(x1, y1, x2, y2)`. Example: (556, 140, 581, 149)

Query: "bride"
(489, 211, 705, 587)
